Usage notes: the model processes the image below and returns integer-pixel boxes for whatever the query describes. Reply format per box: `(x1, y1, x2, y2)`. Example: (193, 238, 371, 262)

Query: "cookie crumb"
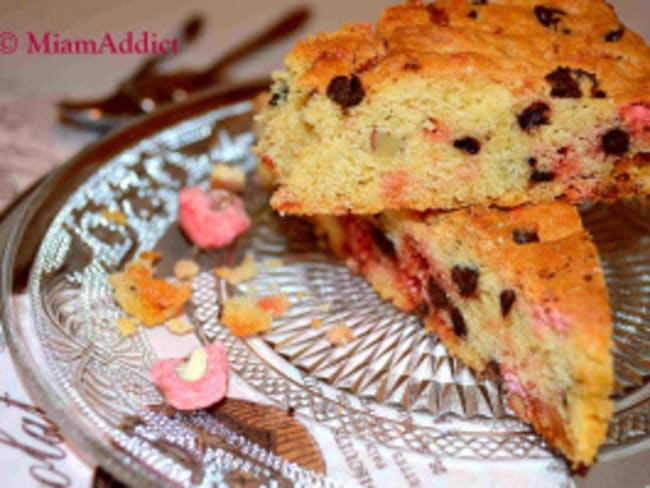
(315, 303, 332, 313)
(221, 296, 272, 337)
(166, 318, 194, 335)
(257, 294, 290, 317)
(116, 317, 137, 337)
(103, 209, 127, 225)
(215, 254, 258, 285)
(263, 258, 284, 269)
(326, 324, 354, 346)
(109, 260, 192, 327)
(210, 163, 246, 193)
(174, 259, 200, 281)
(140, 250, 162, 265)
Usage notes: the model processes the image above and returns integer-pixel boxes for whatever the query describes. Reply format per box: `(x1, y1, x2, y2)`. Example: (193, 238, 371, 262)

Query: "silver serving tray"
(2, 81, 649, 487)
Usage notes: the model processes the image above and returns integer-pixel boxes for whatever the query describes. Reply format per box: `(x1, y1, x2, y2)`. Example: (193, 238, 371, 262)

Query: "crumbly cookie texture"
(312, 201, 613, 466)
(256, 0, 650, 215)
(109, 261, 192, 327)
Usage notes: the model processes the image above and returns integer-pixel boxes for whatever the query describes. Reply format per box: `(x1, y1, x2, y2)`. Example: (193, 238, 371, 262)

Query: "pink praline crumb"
(178, 186, 251, 250)
(621, 102, 650, 140)
(531, 303, 570, 336)
(150, 342, 228, 410)
(501, 370, 528, 401)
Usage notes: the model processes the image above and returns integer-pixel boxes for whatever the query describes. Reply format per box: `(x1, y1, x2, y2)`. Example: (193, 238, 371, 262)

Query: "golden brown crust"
(290, 0, 650, 105)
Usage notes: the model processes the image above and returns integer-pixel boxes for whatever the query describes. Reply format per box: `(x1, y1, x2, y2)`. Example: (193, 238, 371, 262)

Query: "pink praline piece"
(150, 342, 229, 410)
(178, 186, 251, 250)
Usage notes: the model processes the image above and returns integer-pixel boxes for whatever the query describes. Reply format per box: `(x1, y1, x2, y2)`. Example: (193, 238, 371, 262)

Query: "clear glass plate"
(2, 83, 650, 487)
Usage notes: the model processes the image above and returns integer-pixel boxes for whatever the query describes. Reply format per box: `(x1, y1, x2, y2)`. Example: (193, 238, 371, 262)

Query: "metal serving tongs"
(58, 6, 310, 132)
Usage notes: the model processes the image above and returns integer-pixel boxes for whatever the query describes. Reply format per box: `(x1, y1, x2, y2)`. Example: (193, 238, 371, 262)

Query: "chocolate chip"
(528, 157, 538, 167)
(427, 278, 450, 309)
(512, 228, 540, 244)
(326, 75, 365, 108)
(530, 170, 555, 183)
(545, 67, 602, 98)
(287, 406, 295, 417)
(638, 152, 650, 165)
(468, 10, 478, 19)
(485, 359, 501, 376)
(602, 128, 630, 156)
(545, 67, 582, 98)
(470, 0, 487, 4)
(417, 301, 430, 317)
(450, 307, 468, 337)
(371, 228, 397, 260)
(426, 4, 450, 25)
(534, 5, 566, 30)
(269, 83, 289, 106)
(518, 102, 551, 131)
(451, 266, 479, 297)
(453, 137, 481, 154)
(593, 90, 607, 98)
(500, 289, 516, 317)
(604, 27, 625, 42)
(403, 62, 421, 71)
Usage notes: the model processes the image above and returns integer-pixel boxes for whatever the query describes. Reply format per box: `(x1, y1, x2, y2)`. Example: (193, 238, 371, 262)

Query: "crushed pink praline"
(178, 186, 251, 250)
(150, 342, 229, 410)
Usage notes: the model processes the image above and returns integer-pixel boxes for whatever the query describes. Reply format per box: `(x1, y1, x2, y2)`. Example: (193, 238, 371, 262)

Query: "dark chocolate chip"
(512, 228, 540, 244)
(593, 90, 607, 98)
(468, 10, 478, 19)
(427, 278, 450, 309)
(417, 301, 430, 317)
(403, 62, 421, 71)
(470, 0, 487, 4)
(500, 289, 516, 317)
(518, 102, 551, 131)
(450, 307, 468, 337)
(583, 274, 593, 282)
(602, 128, 630, 156)
(485, 359, 501, 377)
(451, 266, 479, 297)
(269, 83, 289, 106)
(453, 137, 481, 154)
(604, 27, 625, 42)
(528, 157, 538, 167)
(371, 228, 397, 260)
(534, 5, 566, 30)
(287, 406, 296, 417)
(326, 75, 365, 108)
(545, 67, 602, 99)
(426, 4, 450, 25)
(638, 152, 650, 165)
(530, 170, 555, 183)
(562, 28, 572, 35)
(545, 67, 582, 98)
